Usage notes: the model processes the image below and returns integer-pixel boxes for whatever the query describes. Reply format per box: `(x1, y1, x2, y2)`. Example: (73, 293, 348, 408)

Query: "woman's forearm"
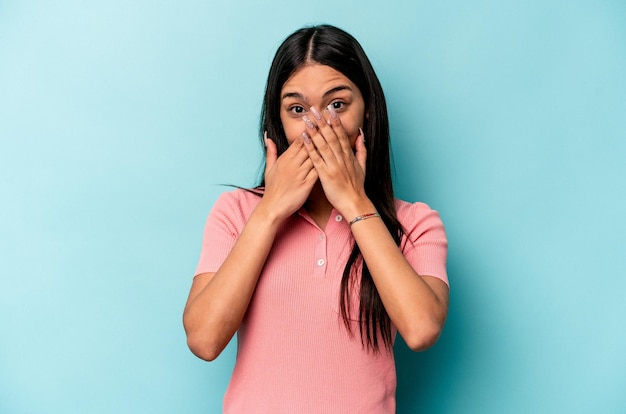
(347, 200, 449, 352)
(183, 202, 283, 361)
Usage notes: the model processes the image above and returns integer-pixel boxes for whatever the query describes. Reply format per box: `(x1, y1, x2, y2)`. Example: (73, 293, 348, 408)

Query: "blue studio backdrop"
(1, 1, 625, 413)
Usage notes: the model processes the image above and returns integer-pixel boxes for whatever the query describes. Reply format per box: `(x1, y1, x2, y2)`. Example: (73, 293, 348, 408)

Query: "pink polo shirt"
(195, 189, 448, 414)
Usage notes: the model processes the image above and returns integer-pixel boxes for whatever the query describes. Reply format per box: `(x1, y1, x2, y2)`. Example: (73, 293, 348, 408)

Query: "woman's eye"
(289, 105, 305, 114)
(331, 101, 345, 110)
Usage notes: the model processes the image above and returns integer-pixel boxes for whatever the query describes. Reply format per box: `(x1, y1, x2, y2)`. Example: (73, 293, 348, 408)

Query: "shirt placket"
(298, 210, 345, 277)
(314, 231, 327, 277)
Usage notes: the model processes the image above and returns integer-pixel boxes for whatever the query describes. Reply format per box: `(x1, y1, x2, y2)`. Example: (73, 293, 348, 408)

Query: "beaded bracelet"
(349, 212, 381, 226)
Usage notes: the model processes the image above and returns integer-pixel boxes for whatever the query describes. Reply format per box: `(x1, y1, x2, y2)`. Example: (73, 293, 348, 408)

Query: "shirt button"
(319, 234, 325, 240)
(335, 215, 343, 222)
(317, 259, 325, 266)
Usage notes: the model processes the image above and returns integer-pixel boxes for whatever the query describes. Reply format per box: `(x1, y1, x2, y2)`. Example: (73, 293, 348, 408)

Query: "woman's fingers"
(324, 105, 353, 155)
(262, 135, 318, 220)
(264, 131, 278, 174)
(302, 106, 363, 174)
(303, 115, 343, 165)
(310, 105, 344, 155)
(265, 134, 315, 188)
(354, 127, 367, 173)
(302, 130, 325, 167)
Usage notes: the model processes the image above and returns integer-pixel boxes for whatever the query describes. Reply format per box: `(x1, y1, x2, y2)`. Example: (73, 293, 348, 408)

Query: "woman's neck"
(304, 182, 334, 230)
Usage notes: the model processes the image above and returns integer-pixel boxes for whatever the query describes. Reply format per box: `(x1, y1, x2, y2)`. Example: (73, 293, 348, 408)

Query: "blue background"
(1, 1, 625, 413)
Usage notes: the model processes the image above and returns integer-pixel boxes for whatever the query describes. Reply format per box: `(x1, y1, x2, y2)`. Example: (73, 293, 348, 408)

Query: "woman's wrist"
(251, 200, 288, 230)
(339, 195, 377, 224)
(349, 212, 381, 226)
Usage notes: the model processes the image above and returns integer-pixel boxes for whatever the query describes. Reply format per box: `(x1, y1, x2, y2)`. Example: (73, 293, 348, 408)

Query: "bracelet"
(349, 212, 381, 226)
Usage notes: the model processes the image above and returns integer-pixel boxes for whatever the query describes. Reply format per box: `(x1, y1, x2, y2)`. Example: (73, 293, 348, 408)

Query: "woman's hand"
(301, 106, 371, 220)
(260, 133, 318, 222)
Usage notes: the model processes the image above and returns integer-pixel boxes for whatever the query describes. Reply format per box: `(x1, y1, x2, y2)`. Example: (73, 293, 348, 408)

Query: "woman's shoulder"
(394, 198, 439, 217)
(212, 187, 263, 215)
(394, 198, 446, 234)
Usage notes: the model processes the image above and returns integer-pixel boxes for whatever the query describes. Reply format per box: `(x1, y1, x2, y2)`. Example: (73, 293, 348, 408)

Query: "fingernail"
(326, 104, 338, 120)
(302, 131, 312, 144)
(303, 115, 316, 129)
(359, 127, 365, 143)
(264, 131, 268, 146)
(310, 106, 323, 121)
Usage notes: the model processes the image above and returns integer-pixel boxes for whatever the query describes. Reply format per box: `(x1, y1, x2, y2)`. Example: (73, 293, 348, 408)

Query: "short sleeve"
(194, 190, 257, 277)
(397, 201, 449, 286)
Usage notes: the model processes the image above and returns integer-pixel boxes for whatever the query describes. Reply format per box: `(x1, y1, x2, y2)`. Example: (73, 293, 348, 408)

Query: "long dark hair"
(259, 25, 403, 352)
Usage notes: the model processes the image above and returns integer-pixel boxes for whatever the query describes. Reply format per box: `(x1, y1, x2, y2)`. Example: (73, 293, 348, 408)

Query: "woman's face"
(279, 64, 366, 146)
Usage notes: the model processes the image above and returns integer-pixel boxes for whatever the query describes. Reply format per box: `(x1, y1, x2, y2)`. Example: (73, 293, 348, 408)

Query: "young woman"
(183, 24, 449, 413)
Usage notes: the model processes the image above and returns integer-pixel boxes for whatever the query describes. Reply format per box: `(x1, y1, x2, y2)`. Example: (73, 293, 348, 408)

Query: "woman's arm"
(183, 208, 282, 361)
(302, 111, 448, 351)
(183, 137, 318, 361)
(348, 206, 449, 351)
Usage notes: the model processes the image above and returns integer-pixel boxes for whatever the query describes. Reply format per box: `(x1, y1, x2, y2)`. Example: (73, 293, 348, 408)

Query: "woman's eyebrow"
(281, 85, 353, 101)
(281, 92, 307, 101)
(323, 85, 353, 98)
